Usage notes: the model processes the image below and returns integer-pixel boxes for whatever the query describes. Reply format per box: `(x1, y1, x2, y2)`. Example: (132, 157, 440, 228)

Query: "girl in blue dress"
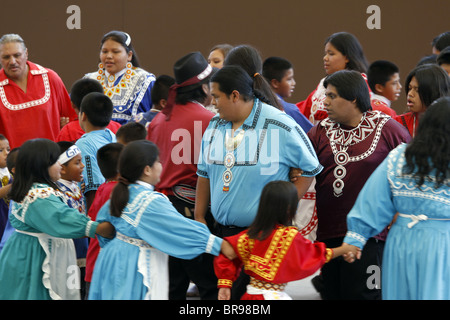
(344, 97, 450, 299)
(88, 140, 232, 300)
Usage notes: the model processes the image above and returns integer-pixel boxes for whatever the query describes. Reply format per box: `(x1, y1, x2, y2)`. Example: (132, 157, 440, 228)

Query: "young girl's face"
(0, 139, 10, 169)
(48, 161, 62, 182)
(61, 154, 85, 182)
(323, 42, 349, 75)
(208, 49, 225, 69)
(147, 158, 162, 186)
(407, 76, 427, 113)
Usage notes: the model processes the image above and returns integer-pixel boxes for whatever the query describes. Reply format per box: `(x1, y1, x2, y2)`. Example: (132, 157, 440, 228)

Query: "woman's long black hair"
(247, 181, 299, 241)
(404, 96, 450, 188)
(110, 140, 159, 217)
(9, 139, 61, 203)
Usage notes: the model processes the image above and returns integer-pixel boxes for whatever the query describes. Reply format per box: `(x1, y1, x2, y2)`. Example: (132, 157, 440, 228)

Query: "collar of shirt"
(371, 93, 391, 107)
(136, 180, 154, 190)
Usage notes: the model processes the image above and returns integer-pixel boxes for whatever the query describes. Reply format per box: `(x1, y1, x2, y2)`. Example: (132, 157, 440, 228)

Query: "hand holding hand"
(342, 243, 362, 263)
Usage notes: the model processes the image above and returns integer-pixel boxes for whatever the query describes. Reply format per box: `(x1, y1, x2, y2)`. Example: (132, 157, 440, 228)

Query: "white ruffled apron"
(16, 230, 80, 300)
(116, 232, 169, 300)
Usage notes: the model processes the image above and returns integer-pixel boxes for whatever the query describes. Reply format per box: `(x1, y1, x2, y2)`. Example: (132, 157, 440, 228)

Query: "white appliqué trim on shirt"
(12, 185, 66, 223)
(205, 234, 217, 254)
(0, 65, 51, 110)
(346, 231, 368, 245)
(387, 146, 450, 205)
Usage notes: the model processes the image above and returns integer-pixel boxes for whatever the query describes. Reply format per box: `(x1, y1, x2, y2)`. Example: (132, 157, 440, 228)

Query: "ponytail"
(252, 73, 283, 110)
(110, 176, 131, 217)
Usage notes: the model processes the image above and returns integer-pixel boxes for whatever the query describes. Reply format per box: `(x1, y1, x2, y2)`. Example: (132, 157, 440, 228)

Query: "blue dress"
(343, 144, 450, 299)
(88, 181, 223, 300)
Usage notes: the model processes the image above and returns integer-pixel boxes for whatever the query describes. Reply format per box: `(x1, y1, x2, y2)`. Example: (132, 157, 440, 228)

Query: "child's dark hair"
(437, 47, 450, 66)
(116, 122, 147, 144)
(6, 147, 19, 175)
(97, 143, 124, 180)
(110, 140, 159, 217)
(80, 92, 113, 127)
(367, 60, 399, 92)
(70, 78, 104, 110)
(0, 134, 6, 141)
(247, 181, 298, 241)
(151, 75, 175, 106)
(262, 56, 293, 82)
(9, 139, 61, 203)
(434, 31, 450, 53)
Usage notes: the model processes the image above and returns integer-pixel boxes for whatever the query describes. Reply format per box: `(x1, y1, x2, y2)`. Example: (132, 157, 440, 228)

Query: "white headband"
(58, 145, 81, 165)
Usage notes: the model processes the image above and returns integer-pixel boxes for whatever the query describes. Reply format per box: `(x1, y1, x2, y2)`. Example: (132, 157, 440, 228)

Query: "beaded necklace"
(96, 62, 134, 99)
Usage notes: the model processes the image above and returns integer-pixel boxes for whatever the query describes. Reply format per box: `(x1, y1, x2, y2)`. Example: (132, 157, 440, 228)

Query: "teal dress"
(0, 183, 99, 300)
(344, 144, 450, 299)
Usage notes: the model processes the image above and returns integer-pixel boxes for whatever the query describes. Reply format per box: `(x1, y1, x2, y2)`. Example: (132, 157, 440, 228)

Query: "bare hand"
(60, 116, 70, 128)
(289, 168, 303, 182)
(218, 287, 231, 300)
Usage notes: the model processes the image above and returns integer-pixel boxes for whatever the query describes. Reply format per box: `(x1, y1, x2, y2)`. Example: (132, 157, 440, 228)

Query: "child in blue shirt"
(75, 92, 116, 211)
(263, 56, 313, 133)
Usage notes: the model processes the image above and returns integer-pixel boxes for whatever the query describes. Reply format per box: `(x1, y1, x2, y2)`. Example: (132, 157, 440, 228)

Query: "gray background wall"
(1, 0, 448, 114)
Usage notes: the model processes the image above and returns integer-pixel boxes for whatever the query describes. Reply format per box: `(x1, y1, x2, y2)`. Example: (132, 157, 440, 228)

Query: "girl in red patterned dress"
(214, 180, 352, 300)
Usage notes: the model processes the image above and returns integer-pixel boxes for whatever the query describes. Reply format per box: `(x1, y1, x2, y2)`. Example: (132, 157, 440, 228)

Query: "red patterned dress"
(214, 226, 332, 300)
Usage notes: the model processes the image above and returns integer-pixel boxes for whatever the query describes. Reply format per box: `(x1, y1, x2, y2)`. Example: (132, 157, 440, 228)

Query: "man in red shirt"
(0, 34, 77, 149)
(147, 52, 216, 300)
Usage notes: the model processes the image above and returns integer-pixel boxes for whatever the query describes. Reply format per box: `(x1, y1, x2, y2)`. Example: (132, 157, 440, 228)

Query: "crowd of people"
(0, 29, 449, 300)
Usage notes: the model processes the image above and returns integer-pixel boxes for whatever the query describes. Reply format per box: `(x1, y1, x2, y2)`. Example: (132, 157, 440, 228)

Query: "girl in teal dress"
(0, 139, 114, 300)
